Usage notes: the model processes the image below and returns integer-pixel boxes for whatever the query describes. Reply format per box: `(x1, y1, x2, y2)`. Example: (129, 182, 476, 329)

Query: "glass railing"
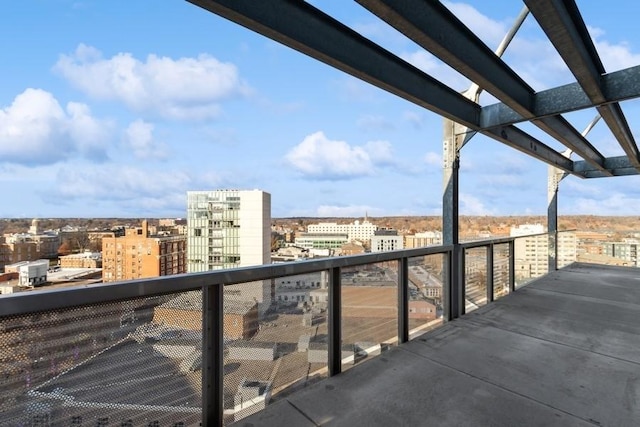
(0, 233, 565, 426)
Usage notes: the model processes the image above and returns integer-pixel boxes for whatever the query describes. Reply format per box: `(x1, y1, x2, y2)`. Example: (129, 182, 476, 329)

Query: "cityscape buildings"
(0, 219, 60, 271)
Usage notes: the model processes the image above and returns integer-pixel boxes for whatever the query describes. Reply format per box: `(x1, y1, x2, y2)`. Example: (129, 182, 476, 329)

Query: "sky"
(2, 1, 640, 219)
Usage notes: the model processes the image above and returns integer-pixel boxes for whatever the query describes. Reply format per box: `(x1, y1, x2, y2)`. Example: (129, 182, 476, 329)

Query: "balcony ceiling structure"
(187, 0, 640, 179)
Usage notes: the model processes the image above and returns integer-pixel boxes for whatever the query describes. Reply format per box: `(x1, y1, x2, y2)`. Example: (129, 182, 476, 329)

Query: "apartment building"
(187, 189, 271, 315)
(371, 229, 403, 253)
(101, 220, 186, 283)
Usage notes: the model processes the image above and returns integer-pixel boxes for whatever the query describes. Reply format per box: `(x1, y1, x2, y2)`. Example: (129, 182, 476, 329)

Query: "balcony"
(2, 233, 639, 426)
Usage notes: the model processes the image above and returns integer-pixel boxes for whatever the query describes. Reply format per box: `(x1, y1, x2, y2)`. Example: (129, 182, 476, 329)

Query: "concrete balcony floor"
(235, 263, 640, 426)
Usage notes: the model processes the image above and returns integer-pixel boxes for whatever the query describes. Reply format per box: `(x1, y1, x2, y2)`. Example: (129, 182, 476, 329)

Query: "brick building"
(101, 220, 186, 283)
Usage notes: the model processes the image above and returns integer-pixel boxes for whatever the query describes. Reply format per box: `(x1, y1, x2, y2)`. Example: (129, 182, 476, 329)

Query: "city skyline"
(3, 1, 640, 219)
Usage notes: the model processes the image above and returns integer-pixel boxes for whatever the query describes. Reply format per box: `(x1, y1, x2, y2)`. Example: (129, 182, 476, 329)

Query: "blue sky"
(2, 1, 640, 219)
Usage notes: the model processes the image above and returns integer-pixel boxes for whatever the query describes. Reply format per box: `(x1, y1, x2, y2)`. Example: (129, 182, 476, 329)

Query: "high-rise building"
(101, 220, 186, 283)
(187, 190, 271, 315)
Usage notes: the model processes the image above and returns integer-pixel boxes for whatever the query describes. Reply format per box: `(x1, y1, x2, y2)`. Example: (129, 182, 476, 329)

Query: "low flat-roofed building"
(59, 251, 102, 269)
(153, 291, 259, 340)
(227, 341, 277, 361)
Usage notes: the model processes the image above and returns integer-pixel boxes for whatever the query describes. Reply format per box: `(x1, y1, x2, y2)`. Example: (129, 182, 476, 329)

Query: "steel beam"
(356, 0, 534, 114)
(188, 0, 581, 177)
(186, 0, 478, 127)
(573, 156, 640, 178)
(481, 65, 640, 129)
(525, 0, 640, 168)
(357, 0, 608, 173)
(483, 126, 574, 173)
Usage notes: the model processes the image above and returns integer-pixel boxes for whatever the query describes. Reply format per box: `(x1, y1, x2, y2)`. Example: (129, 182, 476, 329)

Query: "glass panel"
(0, 294, 202, 427)
(464, 247, 487, 312)
(224, 273, 328, 424)
(341, 262, 398, 372)
(493, 244, 510, 300)
(514, 233, 548, 289)
(408, 254, 445, 339)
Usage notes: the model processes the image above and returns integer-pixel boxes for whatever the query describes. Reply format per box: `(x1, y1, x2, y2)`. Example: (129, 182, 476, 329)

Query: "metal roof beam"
(187, 0, 583, 177)
(481, 65, 640, 128)
(573, 156, 640, 178)
(186, 0, 478, 127)
(357, 0, 608, 174)
(482, 127, 574, 174)
(525, 0, 640, 169)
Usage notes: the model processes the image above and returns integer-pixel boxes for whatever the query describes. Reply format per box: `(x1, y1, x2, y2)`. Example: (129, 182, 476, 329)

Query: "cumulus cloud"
(285, 131, 395, 179)
(124, 120, 168, 159)
(54, 165, 190, 200)
(460, 193, 496, 215)
(54, 44, 250, 120)
(0, 88, 111, 165)
(590, 27, 640, 71)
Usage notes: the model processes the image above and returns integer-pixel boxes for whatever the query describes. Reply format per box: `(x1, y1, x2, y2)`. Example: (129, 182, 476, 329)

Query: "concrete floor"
(234, 263, 640, 427)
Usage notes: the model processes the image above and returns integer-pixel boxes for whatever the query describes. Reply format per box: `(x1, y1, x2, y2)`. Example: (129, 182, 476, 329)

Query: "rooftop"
(237, 262, 640, 426)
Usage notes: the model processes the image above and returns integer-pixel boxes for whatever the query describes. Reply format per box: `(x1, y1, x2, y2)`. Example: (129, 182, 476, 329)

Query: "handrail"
(0, 244, 453, 317)
(0, 232, 561, 317)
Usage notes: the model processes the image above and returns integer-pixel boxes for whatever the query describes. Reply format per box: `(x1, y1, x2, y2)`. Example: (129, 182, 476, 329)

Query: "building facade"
(371, 229, 404, 253)
(59, 252, 102, 269)
(0, 219, 61, 272)
(307, 220, 378, 243)
(101, 221, 186, 283)
(187, 190, 271, 315)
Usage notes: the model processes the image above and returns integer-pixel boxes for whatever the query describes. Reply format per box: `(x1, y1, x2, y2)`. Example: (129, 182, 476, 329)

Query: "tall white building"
(187, 190, 271, 315)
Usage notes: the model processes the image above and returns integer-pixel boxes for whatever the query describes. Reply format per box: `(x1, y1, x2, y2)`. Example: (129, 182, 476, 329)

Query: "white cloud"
(285, 131, 394, 179)
(589, 27, 640, 71)
(403, 111, 425, 128)
(0, 88, 111, 165)
(566, 193, 640, 215)
(443, 2, 509, 48)
(124, 120, 168, 159)
(460, 193, 495, 215)
(54, 165, 190, 200)
(54, 44, 250, 120)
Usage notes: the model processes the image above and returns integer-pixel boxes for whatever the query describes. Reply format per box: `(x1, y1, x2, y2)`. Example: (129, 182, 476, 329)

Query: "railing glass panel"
(407, 254, 445, 339)
(340, 262, 398, 372)
(224, 274, 328, 424)
(493, 243, 510, 300)
(464, 247, 487, 313)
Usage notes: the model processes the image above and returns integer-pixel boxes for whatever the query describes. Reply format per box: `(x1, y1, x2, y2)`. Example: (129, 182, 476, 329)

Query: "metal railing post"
(445, 247, 460, 321)
(487, 244, 495, 303)
(398, 257, 409, 344)
(509, 240, 516, 292)
(460, 246, 467, 315)
(202, 284, 224, 427)
(328, 267, 342, 376)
